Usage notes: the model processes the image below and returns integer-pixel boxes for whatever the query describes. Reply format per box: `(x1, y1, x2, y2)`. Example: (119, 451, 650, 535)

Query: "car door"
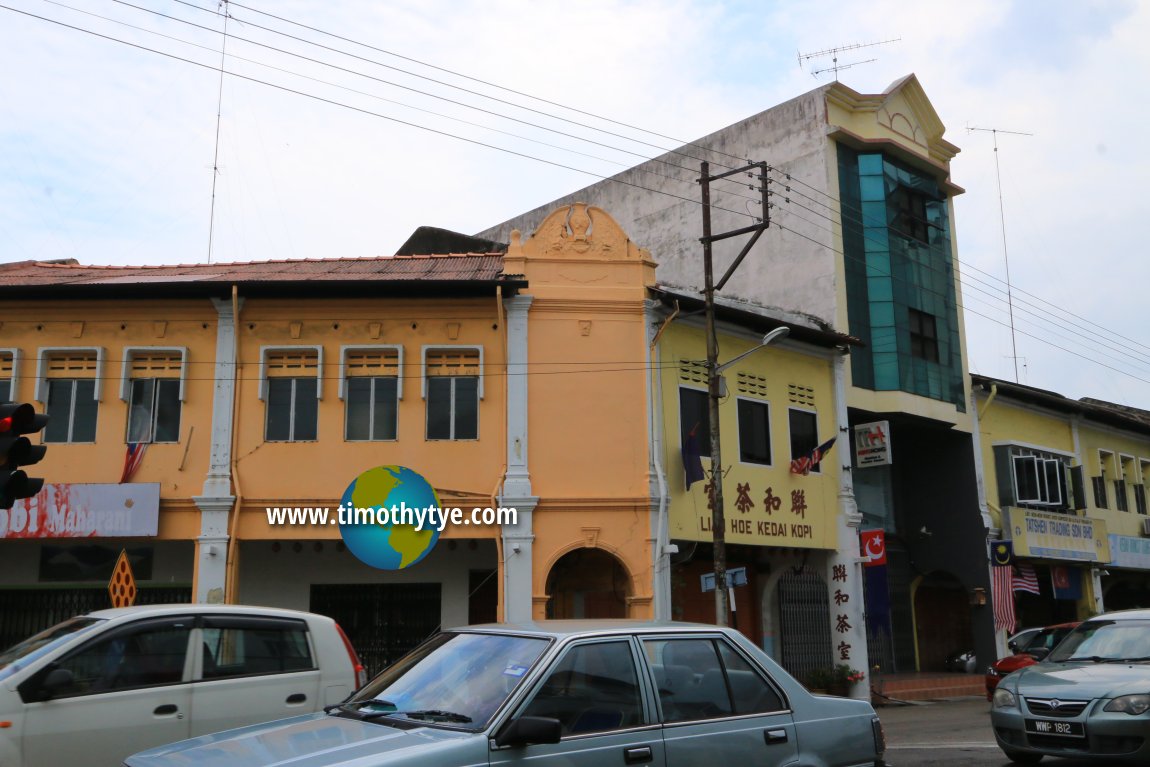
(490, 638, 666, 767)
(20, 616, 194, 767)
(188, 614, 322, 737)
(641, 635, 798, 767)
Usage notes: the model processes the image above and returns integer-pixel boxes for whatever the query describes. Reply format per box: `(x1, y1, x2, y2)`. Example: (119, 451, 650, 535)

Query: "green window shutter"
(1068, 465, 1087, 511)
(993, 445, 1016, 507)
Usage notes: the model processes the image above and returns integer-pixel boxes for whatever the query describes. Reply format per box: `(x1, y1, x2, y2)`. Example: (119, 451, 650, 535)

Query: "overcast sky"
(2, 0, 1147, 409)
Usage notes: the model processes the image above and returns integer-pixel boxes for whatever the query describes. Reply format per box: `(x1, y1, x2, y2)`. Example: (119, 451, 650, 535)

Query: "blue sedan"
(991, 609, 1150, 763)
(126, 620, 885, 767)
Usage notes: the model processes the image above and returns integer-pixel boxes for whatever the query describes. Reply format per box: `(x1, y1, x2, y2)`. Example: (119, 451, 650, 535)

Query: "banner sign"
(1109, 534, 1150, 571)
(1006, 507, 1109, 563)
(854, 421, 892, 467)
(0, 483, 161, 539)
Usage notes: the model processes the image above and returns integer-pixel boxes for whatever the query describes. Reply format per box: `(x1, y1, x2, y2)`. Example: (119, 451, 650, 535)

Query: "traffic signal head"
(1, 402, 50, 509)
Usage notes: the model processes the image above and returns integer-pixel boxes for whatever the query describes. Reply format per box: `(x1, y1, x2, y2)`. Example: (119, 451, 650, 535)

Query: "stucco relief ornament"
(563, 204, 594, 254)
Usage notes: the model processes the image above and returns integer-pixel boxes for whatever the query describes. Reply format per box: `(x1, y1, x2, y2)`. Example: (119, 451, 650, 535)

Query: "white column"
(499, 295, 537, 623)
(829, 351, 870, 699)
(646, 301, 672, 620)
(192, 297, 241, 603)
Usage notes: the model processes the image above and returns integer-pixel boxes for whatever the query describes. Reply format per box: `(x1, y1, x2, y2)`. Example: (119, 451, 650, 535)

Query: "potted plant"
(805, 666, 834, 693)
(829, 663, 866, 696)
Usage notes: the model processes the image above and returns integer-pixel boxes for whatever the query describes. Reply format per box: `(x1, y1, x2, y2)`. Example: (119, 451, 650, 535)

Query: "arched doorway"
(913, 571, 973, 671)
(776, 566, 833, 685)
(546, 548, 630, 619)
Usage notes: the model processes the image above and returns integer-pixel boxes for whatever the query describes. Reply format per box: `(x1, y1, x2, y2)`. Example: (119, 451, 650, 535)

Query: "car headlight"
(986, 666, 1001, 676)
(993, 687, 1017, 708)
(1104, 695, 1150, 715)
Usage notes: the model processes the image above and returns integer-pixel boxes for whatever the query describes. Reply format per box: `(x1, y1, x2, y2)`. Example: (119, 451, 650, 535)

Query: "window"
(200, 616, 314, 679)
(520, 640, 642, 735)
(679, 387, 709, 453)
(424, 348, 480, 440)
(890, 184, 931, 244)
(49, 619, 191, 695)
(0, 350, 13, 402)
(1092, 475, 1109, 509)
(1012, 455, 1064, 506)
(121, 349, 184, 444)
(789, 409, 819, 471)
(41, 351, 100, 441)
(1115, 479, 1129, 512)
(264, 350, 320, 442)
(737, 398, 771, 465)
(908, 309, 939, 363)
(343, 348, 400, 441)
(1135, 484, 1147, 516)
(642, 637, 784, 723)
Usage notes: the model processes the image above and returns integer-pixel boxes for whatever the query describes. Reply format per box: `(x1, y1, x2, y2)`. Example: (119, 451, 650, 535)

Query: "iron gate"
(776, 567, 833, 686)
(310, 583, 441, 677)
(0, 586, 191, 652)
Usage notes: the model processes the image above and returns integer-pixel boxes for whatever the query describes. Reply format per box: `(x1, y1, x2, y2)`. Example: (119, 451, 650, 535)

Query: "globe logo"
(339, 466, 442, 570)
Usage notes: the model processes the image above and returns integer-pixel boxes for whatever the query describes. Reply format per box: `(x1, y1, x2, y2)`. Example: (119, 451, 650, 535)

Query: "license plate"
(1025, 719, 1085, 738)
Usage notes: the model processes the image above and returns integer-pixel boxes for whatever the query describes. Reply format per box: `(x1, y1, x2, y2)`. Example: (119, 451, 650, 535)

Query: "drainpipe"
(647, 301, 672, 620)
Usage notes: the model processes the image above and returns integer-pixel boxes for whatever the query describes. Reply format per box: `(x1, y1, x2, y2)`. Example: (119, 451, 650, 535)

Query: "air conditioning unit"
(1142, 518, 1150, 536)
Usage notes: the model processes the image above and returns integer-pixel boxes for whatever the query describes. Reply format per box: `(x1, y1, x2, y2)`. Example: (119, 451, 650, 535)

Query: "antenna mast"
(207, 0, 231, 264)
(798, 38, 900, 80)
(966, 125, 1034, 384)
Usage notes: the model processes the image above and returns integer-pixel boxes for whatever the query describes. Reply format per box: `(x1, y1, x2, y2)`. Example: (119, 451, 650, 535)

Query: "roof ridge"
(27, 253, 505, 271)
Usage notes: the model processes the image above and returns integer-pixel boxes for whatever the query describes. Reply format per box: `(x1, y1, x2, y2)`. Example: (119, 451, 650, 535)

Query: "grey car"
(125, 620, 885, 767)
(991, 608, 1150, 763)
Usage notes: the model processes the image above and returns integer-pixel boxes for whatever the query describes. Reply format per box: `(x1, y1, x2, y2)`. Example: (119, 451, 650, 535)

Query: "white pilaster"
(500, 295, 537, 623)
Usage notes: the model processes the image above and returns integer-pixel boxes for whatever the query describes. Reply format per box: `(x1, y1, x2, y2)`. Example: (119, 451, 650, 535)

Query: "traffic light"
(1, 402, 49, 509)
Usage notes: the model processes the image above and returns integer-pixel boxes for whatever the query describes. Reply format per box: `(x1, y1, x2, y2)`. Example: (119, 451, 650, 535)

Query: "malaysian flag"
(790, 436, 837, 475)
(992, 563, 1016, 632)
(120, 442, 148, 483)
(1013, 564, 1041, 595)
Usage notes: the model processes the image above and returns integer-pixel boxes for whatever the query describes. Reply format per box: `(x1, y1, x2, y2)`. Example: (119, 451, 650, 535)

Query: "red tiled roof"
(0, 254, 510, 287)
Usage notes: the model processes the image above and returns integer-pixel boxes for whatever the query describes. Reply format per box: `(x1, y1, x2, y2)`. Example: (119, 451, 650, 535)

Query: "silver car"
(991, 608, 1150, 763)
(126, 620, 885, 767)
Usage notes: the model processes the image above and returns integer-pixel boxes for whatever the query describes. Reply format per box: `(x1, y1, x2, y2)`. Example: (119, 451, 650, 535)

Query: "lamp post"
(705, 325, 789, 626)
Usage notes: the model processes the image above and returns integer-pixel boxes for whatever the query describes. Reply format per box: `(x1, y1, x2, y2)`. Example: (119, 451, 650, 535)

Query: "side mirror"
(1008, 641, 1019, 654)
(41, 668, 75, 699)
(1029, 647, 1050, 661)
(494, 716, 562, 748)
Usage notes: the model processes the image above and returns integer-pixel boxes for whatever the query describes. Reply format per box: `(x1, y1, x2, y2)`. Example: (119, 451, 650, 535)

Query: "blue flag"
(1051, 566, 1083, 600)
(682, 427, 705, 488)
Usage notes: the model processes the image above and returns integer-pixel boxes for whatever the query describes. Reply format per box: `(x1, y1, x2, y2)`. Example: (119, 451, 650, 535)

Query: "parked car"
(0, 603, 366, 767)
(985, 622, 1079, 700)
(125, 620, 886, 767)
(1007, 627, 1043, 655)
(991, 608, 1150, 763)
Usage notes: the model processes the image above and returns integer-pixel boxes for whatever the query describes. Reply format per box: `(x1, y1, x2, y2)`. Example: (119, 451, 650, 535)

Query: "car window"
(53, 620, 191, 695)
(716, 641, 786, 714)
(0, 617, 104, 683)
(519, 640, 644, 736)
(643, 637, 732, 722)
(200, 617, 314, 678)
(1048, 619, 1150, 662)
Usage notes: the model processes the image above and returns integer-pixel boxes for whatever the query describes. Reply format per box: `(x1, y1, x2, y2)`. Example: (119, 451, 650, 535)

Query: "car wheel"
(1002, 747, 1042, 764)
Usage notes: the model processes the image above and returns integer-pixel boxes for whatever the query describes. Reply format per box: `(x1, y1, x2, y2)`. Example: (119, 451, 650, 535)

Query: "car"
(991, 608, 1150, 763)
(0, 603, 367, 767)
(985, 622, 1080, 700)
(1007, 627, 1043, 655)
(124, 620, 886, 767)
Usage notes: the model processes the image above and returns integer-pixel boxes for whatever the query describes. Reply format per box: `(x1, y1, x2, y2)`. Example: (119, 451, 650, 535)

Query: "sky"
(1, 0, 1148, 408)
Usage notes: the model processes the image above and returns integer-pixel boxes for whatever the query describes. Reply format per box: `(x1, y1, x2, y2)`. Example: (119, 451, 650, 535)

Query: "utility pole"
(699, 160, 770, 626)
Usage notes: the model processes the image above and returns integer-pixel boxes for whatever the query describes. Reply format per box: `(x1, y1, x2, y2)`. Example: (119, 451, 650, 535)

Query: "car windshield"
(1048, 619, 1150, 663)
(0, 616, 104, 683)
(343, 631, 550, 729)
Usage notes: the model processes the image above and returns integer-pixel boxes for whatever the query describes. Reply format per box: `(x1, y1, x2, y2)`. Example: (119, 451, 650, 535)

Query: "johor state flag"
(1051, 566, 1083, 600)
(120, 442, 148, 484)
(790, 436, 837, 475)
(682, 426, 706, 489)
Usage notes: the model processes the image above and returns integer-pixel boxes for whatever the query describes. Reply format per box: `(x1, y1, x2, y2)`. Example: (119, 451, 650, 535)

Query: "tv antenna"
(798, 38, 900, 80)
(966, 125, 1034, 384)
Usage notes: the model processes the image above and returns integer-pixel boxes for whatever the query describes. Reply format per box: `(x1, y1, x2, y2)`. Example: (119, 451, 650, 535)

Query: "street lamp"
(706, 325, 789, 626)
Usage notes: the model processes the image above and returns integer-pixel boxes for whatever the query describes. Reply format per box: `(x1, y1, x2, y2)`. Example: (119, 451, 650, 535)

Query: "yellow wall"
(1077, 421, 1150, 539)
(659, 322, 839, 550)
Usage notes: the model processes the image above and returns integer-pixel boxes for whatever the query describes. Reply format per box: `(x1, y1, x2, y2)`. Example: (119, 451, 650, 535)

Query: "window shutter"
(993, 445, 1016, 507)
(1068, 465, 1086, 511)
(47, 351, 98, 378)
(129, 351, 183, 378)
(425, 349, 480, 376)
(266, 350, 319, 377)
(345, 349, 399, 376)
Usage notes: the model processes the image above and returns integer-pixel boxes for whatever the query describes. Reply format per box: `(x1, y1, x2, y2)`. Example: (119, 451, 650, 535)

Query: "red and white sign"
(854, 420, 892, 467)
(0, 483, 160, 538)
(860, 529, 887, 567)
